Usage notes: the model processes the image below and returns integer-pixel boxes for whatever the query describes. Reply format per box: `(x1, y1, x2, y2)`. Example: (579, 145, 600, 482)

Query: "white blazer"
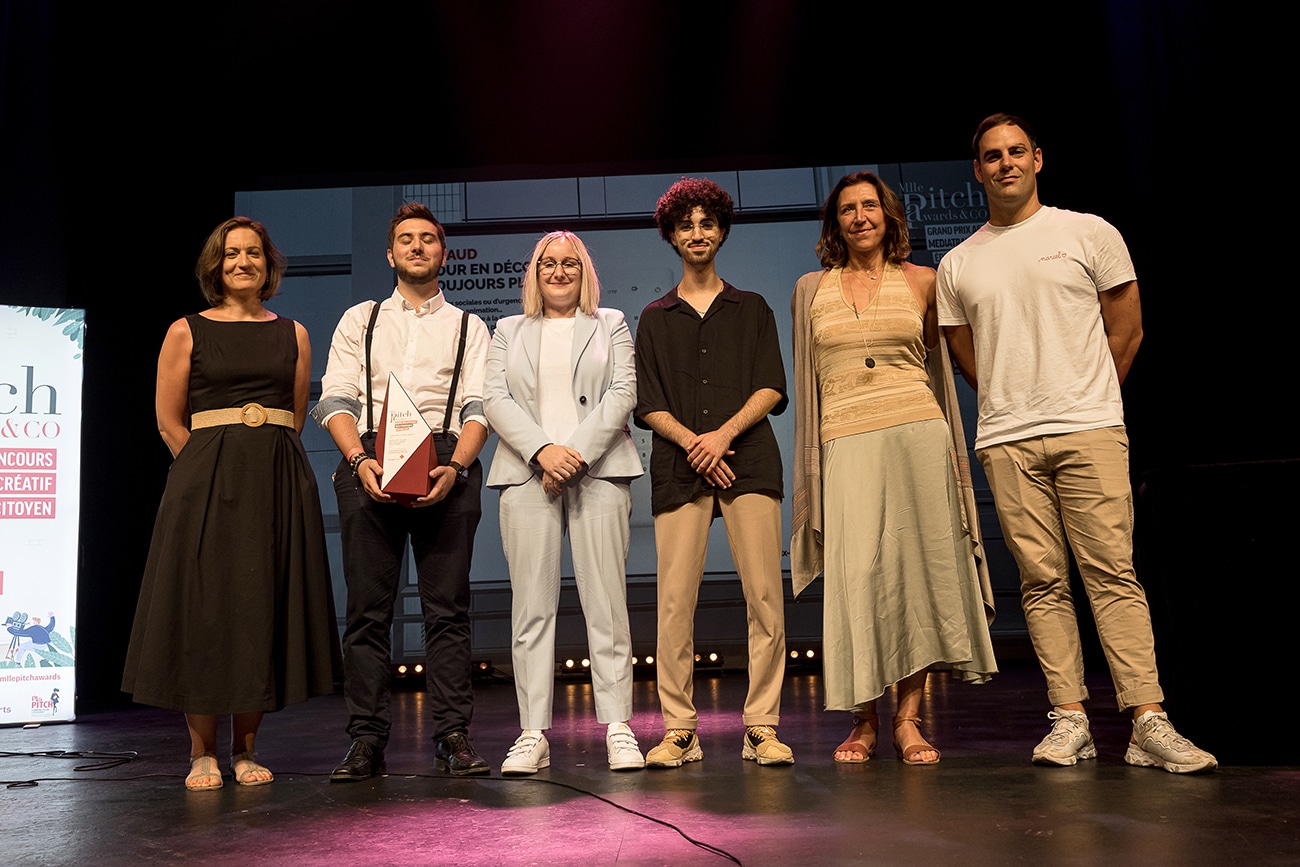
(484, 308, 643, 488)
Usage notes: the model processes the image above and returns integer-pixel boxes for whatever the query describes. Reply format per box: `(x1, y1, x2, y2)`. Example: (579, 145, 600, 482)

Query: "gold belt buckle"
(239, 402, 268, 427)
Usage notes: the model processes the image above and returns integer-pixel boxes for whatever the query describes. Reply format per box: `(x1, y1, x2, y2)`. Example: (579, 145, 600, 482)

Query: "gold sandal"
(231, 751, 274, 786)
(186, 752, 224, 791)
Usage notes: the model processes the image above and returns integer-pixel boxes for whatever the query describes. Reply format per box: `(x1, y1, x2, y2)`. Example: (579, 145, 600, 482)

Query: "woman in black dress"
(122, 218, 339, 790)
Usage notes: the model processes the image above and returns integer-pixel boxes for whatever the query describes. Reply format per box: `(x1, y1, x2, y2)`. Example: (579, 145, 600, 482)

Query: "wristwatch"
(448, 460, 469, 485)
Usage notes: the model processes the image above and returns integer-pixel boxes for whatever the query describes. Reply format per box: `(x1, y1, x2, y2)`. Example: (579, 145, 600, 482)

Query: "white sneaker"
(606, 722, 645, 771)
(1125, 711, 1217, 774)
(1032, 708, 1097, 766)
(502, 730, 550, 775)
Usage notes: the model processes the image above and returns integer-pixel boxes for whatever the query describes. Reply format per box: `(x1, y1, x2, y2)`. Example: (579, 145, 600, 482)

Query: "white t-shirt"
(936, 206, 1136, 449)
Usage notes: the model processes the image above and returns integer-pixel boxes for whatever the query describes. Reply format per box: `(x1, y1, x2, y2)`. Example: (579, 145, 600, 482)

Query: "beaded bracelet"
(349, 452, 374, 475)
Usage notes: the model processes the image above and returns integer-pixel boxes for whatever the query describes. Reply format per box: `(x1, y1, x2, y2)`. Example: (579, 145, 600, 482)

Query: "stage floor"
(3, 663, 1295, 866)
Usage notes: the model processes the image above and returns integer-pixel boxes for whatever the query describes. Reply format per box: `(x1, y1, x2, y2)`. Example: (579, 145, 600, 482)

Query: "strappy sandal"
(186, 752, 224, 791)
(833, 714, 878, 763)
(892, 716, 940, 766)
(231, 751, 274, 786)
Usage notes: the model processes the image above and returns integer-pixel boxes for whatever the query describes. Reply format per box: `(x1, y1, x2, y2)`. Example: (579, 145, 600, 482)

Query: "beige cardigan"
(789, 268, 995, 621)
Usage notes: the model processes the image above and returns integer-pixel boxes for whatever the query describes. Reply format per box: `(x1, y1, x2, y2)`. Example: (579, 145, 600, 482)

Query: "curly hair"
(520, 231, 601, 318)
(972, 113, 1038, 157)
(653, 177, 735, 249)
(814, 172, 911, 269)
(194, 217, 287, 306)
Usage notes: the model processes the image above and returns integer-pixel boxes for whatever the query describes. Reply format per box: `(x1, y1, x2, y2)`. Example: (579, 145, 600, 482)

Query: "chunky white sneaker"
(742, 725, 795, 766)
(501, 730, 550, 775)
(646, 729, 703, 768)
(1125, 711, 1218, 774)
(1032, 708, 1097, 766)
(606, 723, 645, 771)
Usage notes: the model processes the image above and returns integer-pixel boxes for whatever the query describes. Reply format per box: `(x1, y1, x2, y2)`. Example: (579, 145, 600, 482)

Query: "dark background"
(1, 2, 1284, 713)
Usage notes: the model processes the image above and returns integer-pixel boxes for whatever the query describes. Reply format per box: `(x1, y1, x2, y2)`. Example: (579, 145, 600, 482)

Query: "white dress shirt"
(314, 288, 490, 437)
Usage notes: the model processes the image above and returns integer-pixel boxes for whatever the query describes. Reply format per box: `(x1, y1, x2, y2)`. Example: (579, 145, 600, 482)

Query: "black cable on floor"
(0, 749, 138, 772)
(0, 752, 743, 865)
(351, 771, 743, 865)
(1, 749, 141, 788)
(2, 773, 190, 788)
(501, 775, 742, 865)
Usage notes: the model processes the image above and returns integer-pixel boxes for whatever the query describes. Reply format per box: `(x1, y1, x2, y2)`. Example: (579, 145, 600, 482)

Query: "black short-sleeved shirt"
(634, 282, 788, 515)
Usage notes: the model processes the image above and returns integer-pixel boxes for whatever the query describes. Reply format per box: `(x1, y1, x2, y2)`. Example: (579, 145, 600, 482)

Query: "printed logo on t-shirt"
(1038, 250, 1069, 262)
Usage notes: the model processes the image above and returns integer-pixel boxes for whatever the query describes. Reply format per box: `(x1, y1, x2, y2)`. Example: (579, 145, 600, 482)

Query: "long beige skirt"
(821, 418, 997, 710)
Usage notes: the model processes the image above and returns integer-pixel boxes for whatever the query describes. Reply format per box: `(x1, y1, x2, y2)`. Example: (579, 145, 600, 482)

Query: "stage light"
(645, 655, 654, 665)
(581, 658, 591, 668)
(784, 646, 823, 672)
(690, 652, 724, 670)
(414, 664, 424, 673)
(565, 659, 575, 669)
(397, 665, 408, 675)
(631, 656, 638, 665)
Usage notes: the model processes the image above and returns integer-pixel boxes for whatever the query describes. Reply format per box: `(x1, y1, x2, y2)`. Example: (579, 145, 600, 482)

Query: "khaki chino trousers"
(978, 426, 1164, 711)
(654, 491, 786, 729)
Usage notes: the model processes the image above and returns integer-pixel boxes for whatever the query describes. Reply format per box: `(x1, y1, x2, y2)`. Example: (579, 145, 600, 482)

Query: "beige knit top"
(810, 265, 942, 444)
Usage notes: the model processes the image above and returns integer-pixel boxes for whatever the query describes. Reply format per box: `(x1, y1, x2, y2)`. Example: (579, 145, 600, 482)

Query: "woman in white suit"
(484, 231, 645, 774)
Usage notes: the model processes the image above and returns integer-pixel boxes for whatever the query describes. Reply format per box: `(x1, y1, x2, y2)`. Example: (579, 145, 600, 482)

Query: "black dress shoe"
(330, 739, 385, 782)
(435, 731, 490, 776)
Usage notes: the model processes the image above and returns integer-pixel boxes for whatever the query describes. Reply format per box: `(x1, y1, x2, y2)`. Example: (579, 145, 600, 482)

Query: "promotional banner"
(0, 306, 83, 724)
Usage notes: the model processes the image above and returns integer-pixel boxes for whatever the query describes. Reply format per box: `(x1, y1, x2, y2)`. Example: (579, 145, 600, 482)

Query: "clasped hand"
(537, 444, 586, 497)
(685, 429, 736, 489)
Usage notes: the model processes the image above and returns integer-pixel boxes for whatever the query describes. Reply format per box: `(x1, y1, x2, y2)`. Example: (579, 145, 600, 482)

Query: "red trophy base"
(375, 376, 437, 506)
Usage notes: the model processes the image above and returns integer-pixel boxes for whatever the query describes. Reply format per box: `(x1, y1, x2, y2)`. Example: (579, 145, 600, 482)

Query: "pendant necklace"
(843, 264, 885, 368)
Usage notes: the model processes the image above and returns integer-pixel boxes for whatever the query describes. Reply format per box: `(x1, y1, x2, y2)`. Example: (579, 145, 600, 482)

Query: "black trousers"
(333, 435, 481, 747)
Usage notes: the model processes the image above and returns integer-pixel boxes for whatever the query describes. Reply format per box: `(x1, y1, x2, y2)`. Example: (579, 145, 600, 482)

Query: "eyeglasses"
(538, 258, 581, 275)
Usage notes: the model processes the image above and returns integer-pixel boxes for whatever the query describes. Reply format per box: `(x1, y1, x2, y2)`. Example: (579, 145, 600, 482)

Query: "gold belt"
(191, 403, 295, 430)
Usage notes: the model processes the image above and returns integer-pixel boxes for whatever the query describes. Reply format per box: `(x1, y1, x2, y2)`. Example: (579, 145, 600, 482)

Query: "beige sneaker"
(1125, 711, 1217, 774)
(646, 729, 703, 768)
(742, 725, 794, 765)
(1032, 708, 1097, 766)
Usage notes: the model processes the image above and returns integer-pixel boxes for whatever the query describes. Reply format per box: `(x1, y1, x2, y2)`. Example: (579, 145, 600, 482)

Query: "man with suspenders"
(314, 202, 493, 779)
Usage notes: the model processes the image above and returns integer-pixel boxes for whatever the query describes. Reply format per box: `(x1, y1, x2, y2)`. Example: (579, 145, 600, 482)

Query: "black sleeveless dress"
(122, 314, 340, 713)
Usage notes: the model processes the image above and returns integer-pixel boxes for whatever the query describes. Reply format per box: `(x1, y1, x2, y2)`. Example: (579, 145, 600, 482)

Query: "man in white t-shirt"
(936, 114, 1216, 774)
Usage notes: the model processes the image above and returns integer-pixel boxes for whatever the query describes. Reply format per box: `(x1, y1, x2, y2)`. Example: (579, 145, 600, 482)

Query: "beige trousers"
(654, 491, 786, 729)
(978, 426, 1164, 711)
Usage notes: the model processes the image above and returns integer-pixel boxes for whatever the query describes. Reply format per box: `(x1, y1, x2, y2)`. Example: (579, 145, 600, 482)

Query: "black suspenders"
(364, 300, 470, 436)
(443, 309, 470, 433)
(364, 301, 381, 433)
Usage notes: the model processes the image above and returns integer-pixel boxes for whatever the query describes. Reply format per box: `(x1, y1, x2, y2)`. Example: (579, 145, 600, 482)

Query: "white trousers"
(499, 474, 634, 729)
